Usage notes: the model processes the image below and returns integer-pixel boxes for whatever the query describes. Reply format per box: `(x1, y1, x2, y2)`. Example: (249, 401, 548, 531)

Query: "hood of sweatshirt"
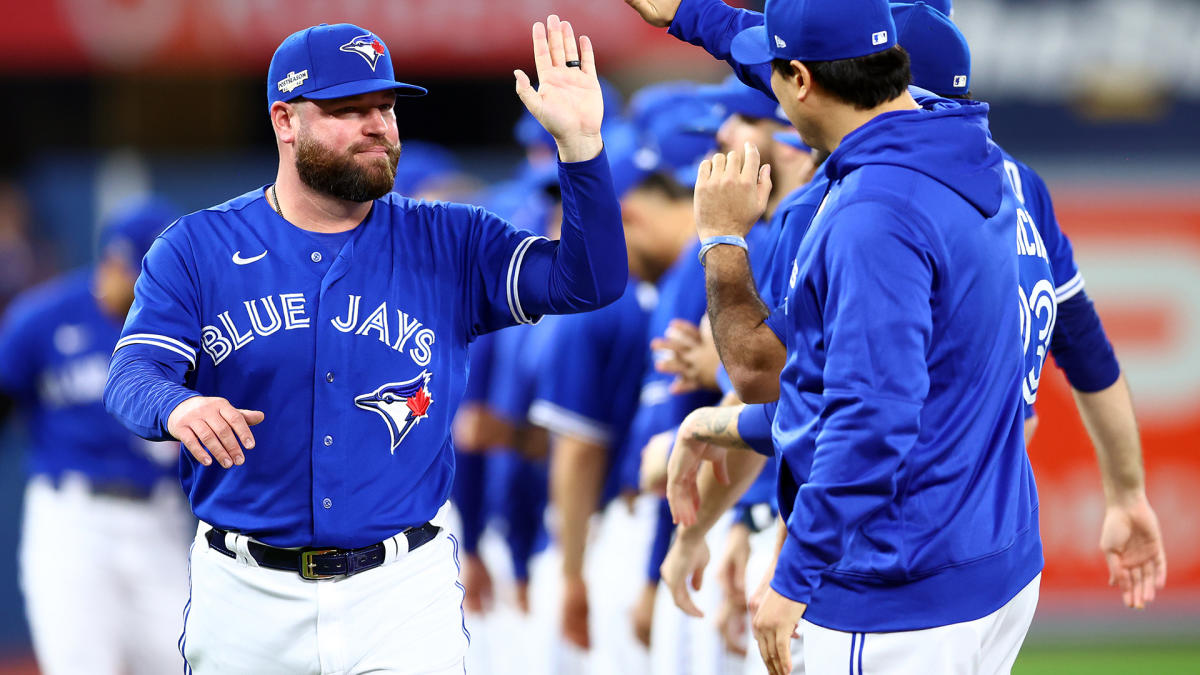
(823, 87, 1004, 218)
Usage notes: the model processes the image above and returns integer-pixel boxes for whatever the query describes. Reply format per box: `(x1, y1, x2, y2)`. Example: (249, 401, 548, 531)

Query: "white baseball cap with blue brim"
(267, 23, 426, 110)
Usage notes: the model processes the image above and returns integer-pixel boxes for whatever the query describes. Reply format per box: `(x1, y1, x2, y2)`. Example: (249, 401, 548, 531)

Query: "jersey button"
(311, 251, 323, 263)
(322, 498, 332, 509)
(323, 435, 333, 446)
(325, 371, 334, 383)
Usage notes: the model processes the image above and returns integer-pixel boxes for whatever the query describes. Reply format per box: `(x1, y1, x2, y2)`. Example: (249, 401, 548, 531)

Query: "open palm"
(515, 15, 603, 154)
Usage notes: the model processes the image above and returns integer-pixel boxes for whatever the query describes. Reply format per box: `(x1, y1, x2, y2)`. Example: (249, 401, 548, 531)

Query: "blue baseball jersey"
(106, 152, 626, 549)
(529, 281, 654, 502)
(769, 98, 1047, 632)
(0, 270, 172, 490)
(621, 240, 721, 489)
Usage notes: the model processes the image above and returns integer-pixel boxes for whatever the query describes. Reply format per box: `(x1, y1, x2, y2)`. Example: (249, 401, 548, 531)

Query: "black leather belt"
(205, 522, 440, 580)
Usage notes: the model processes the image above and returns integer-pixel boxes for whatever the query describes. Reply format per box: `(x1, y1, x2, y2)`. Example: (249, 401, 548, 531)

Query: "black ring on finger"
(565, 60, 581, 68)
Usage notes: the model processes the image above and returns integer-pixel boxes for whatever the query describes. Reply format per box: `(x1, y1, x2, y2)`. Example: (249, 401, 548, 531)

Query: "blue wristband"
(698, 235, 749, 265)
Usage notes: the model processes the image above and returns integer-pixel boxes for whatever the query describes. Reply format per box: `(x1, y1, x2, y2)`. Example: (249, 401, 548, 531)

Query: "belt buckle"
(300, 549, 338, 580)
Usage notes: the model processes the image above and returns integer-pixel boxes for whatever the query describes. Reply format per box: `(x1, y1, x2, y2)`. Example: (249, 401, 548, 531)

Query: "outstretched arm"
(511, 15, 627, 316)
(1073, 374, 1167, 609)
(626, 0, 774, 96)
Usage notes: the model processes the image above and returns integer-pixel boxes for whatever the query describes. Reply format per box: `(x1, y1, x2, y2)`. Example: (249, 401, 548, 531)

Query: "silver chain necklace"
(270, 183, 284, 219)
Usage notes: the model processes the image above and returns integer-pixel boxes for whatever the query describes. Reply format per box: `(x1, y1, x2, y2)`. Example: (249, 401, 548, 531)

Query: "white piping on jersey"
(527, 399, 612, 446)
(1054, 271, 1085, 303)
(114, 333, 198, 367)
(506, 235, 547, 325)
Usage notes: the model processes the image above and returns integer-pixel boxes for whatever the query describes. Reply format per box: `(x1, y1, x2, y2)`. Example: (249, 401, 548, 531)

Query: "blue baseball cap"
(730, 0, 898, 65)
(267, 23, 426, 110)
(693, 75, 790, 132)
(609, 85, 720, 195)
(97, 196, 179, 271)
(911, 0, 952, 17)
(773, 130, 812, 154)
(628, 81, 721, 170)
(891, 2, 970, 96)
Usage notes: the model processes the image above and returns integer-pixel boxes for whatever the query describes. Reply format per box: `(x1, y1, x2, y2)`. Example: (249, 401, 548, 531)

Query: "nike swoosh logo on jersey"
(232, 250, 268, 265)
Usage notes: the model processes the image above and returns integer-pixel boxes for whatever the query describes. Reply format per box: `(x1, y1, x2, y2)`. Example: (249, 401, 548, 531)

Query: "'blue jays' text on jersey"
(0, 270, 172, 490)
(770, 97, 1048, 633)
(106, 152, 625, 549)
(529, 280, 654, 502)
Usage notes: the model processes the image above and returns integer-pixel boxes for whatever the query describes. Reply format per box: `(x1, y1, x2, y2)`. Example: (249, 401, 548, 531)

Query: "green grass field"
(1014, 643, 1200, 674)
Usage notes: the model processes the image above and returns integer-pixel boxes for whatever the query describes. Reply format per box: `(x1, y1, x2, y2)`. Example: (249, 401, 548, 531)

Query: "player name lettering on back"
(1015, 206, 1049, 262)
(200, 293, 435, 367)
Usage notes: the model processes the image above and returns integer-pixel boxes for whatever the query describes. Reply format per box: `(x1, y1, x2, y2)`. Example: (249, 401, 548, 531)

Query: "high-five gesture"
(515, 15, 604, 162)
(624, 0, 684, 28)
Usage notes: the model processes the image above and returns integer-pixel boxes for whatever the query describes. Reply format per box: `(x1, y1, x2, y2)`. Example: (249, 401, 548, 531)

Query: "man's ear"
(271, 101, 299, 144)
(791, 60, 813, 102)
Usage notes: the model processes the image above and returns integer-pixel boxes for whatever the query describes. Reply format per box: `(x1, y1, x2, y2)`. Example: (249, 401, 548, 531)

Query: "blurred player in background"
(890, 0, 1166, 612)
(529, 83, 717, 674)
(104, 17, 626, 674)
(0, 197, 191, 675)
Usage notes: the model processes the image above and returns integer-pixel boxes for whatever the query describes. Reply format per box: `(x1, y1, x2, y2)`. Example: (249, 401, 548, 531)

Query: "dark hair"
(772, 45, 912, 110)
(632, 171, 693, 202)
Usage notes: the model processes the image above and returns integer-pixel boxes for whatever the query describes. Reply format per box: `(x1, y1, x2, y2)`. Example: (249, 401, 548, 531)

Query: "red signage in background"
(1030, 190, 1200, 615)
(2, 0, 717, 75)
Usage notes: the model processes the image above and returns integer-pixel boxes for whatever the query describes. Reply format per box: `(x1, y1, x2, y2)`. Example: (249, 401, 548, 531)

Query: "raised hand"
(624, 0, 684, 28)
(694, 142, 772, 239)
(514, 15, 604, 162)
(167, 395, 263, 469)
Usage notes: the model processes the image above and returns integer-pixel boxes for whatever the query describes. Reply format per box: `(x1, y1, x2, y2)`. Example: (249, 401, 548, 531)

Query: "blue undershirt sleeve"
(514, 149, 628, 318)
(737, 401, 777, 457)
(646, 497, 675, 583)
(1049, 290, 1121, 393)
(452, 450, 488, 554)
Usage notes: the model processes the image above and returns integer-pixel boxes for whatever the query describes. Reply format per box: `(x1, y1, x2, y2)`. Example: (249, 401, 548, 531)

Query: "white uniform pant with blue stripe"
(799, 573, 1040, 675)
(19, 474, 193, 675)
(182, 501, 469, 675)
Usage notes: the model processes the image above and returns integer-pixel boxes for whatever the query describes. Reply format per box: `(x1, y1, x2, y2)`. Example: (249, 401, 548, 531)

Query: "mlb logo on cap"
(730, 0, 898, 65)
(953, 75, 967, 88)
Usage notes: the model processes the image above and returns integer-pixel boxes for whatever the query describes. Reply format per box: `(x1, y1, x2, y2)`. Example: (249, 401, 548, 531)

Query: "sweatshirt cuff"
(557, 144, 609, 171)
(770, 531, 816, 604)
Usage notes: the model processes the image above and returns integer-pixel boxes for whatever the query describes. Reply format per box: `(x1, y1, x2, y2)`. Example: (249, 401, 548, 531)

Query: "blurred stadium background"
(1, 0, 1198, 672)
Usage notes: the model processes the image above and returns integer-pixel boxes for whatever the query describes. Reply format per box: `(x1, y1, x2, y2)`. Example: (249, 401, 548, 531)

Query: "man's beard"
(295, 133, 401, 202)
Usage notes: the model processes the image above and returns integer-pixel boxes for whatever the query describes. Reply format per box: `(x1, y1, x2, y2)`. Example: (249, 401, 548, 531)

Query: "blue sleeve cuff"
(518, 145, 627, 315)
(764, 304, 787, 343)
(737, 402, 776, 457)
(770, 532, 816, 605)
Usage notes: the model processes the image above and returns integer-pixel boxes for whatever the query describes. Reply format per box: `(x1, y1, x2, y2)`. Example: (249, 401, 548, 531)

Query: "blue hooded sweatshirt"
(769, 95, 1047, 632)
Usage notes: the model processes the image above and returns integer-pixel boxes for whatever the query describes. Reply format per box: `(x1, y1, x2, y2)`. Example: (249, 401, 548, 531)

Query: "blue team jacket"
(771, 97, 1045, 632)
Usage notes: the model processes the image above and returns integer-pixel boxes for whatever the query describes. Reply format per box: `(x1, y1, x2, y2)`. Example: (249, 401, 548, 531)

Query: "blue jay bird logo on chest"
(354, 371, 433, 454)
(339, 34, 386, 71)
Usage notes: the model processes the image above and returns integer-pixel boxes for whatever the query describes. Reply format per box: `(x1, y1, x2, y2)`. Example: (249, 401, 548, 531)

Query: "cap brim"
(302, 78, 427, 101)
(730, 26, 775, 66)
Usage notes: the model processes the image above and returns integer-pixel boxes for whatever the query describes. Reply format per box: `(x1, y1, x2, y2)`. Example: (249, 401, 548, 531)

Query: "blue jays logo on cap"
(355, 371, 434, 454)
(340, 34, 387, 71)
(267, 23, 427, 110)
